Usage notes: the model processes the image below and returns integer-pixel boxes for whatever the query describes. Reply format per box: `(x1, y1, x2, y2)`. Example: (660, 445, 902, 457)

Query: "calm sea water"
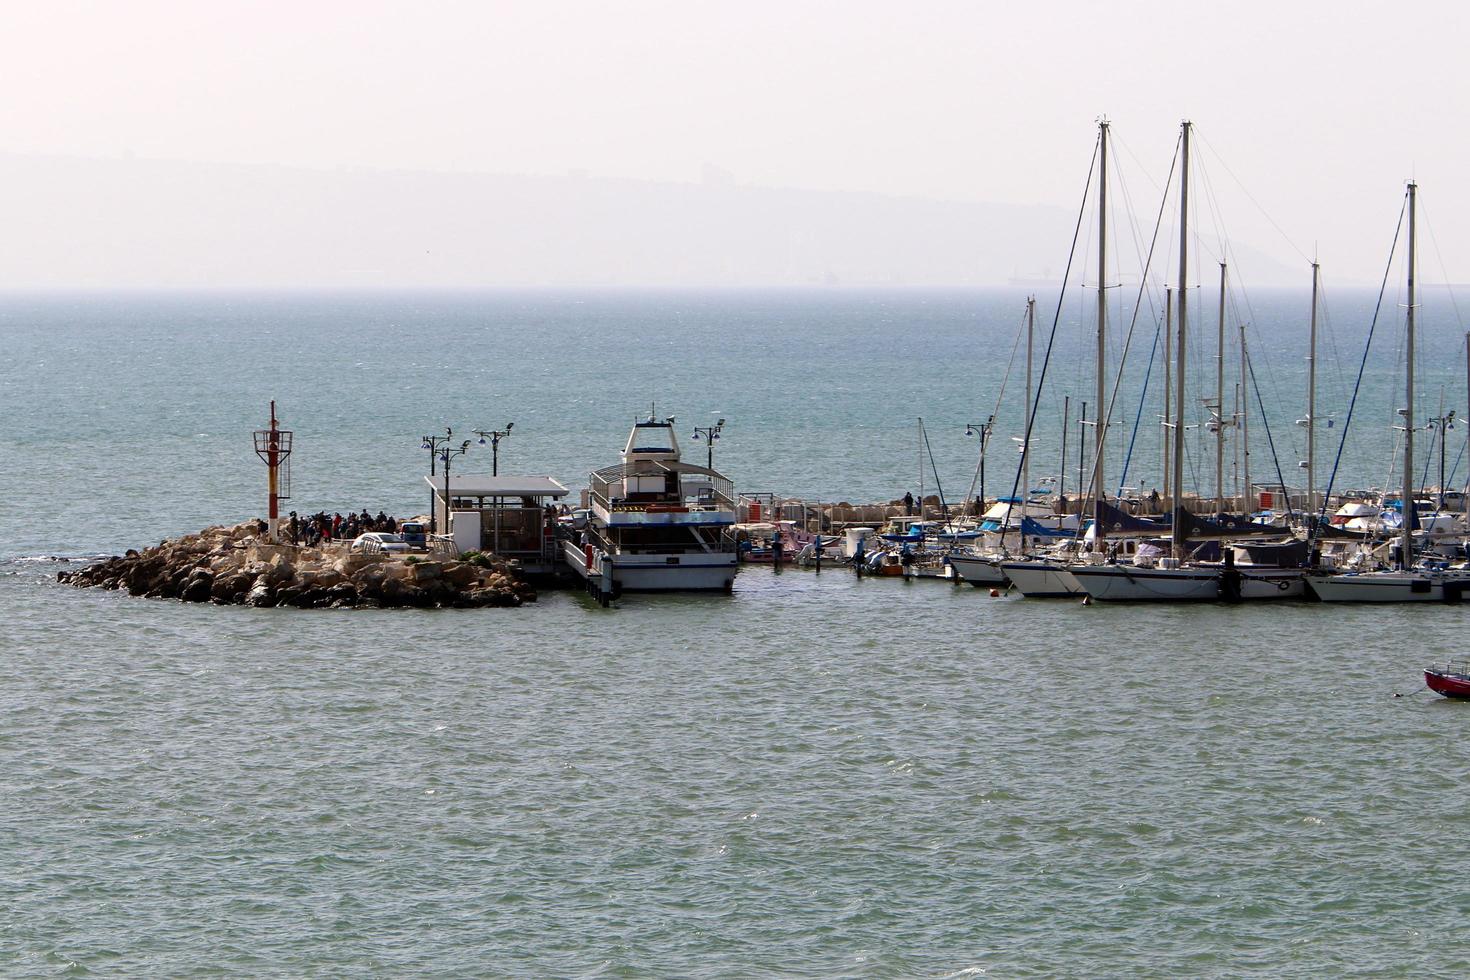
(3, 288, 1470, 976)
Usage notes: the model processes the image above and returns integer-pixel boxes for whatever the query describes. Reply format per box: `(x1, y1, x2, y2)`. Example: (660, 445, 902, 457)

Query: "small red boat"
(1425, 662, 1470, 699)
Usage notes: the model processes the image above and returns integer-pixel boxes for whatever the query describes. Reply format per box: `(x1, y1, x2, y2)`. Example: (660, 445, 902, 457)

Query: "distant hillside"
(0, 153, 1299, 288)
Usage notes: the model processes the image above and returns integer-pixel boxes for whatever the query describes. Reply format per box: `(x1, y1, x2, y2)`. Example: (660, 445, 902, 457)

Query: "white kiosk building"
(425, 474, 569, 575)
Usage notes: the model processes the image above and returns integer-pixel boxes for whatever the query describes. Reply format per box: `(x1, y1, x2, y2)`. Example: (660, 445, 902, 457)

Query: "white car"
(350, 532, 411, 555)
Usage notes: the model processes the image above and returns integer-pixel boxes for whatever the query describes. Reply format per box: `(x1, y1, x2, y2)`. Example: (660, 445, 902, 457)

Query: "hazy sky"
(2, 1, 1466, 286)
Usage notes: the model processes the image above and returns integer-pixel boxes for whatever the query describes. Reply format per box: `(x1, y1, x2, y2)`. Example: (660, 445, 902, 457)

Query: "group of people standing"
(288, 510, 399, 547)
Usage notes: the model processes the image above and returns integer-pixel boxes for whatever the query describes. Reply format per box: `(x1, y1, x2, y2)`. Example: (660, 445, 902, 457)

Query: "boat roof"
(624, 417, 681, 459)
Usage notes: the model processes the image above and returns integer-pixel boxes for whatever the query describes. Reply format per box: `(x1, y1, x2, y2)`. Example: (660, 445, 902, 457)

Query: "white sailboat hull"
(1306, 570, 1470, 602)
(1069, 564, 1220, 601)
(948, 554, 1009, 587)
(1000, 560, 1083, 598)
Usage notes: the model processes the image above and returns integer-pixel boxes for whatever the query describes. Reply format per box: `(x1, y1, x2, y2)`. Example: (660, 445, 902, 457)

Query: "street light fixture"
(965, 417, 995, 514)
(421, 427, 455, 533)
(473, 422, 514, 476)
(1426, 409, 1457, 511)
(437, 439, 472, 544)
(691, 417, 726, 470)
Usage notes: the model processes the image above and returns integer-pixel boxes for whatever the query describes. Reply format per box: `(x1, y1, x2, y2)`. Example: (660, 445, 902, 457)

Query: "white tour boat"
(564, 415, 739, 597)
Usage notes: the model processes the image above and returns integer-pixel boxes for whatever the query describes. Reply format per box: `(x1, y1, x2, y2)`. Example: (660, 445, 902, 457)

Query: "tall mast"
(1464, 331, 1470, 512)
(1163, 286, 1172, 504)
(1025, 295, 1034, 510)
(1095, 119, 1109, 526)
(1079, 403, 1088, 496)
(1239, 321, 1249, 513)
(1172, 122, 1191, 559)
(1216, 262, 1227, 512)
(1060, 395, 1069, 505)
(1402, 181, 1417, 569)
(1307, 262, 1320, 517)
(917, 417, 924, 520)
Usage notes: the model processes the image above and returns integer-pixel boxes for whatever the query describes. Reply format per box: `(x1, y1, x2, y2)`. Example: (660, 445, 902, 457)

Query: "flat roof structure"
(425, 475, 569, 498)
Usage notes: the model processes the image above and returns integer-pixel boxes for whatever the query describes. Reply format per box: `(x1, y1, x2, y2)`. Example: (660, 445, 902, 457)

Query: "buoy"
(1082, 595, 1093, 606)
(989, 588, 1001, 597)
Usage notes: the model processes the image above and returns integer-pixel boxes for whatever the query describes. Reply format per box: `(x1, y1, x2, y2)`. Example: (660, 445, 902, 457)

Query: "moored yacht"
(1306, 182, 1469, 603)
(1306, 564, 1470, 602)
(564, 415, 739, 596)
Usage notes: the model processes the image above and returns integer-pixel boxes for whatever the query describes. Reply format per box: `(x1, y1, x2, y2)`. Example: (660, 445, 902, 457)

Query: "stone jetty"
(59, 521, 534, 608)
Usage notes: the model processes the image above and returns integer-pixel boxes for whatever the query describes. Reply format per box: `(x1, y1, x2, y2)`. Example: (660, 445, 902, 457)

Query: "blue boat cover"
(1020, 517, 1068, 538)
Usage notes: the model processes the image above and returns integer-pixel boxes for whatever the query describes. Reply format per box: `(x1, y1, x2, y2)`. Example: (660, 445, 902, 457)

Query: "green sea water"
(3, 288, 1469, 976)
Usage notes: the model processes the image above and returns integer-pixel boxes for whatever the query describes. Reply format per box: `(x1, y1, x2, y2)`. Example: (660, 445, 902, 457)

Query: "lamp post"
(473, 423, 514, 476)
(437, 439, 471, 543)
(964, 417, 994, 515)
(1427, 409, 1457, 511)
(421, 428, 455, 533)
(691, 418, 726, 470)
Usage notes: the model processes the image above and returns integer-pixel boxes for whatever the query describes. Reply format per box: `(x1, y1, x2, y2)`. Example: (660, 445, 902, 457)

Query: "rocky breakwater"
(58, 521, 535, 608)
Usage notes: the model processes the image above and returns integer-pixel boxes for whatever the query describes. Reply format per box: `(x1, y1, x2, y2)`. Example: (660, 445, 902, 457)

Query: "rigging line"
(1194, 129, 1313, 265)
(1072, 133, 1179, 530)
(1234, 269, 1300, 460)
(1444, 432, 1465, 500)
(1419, 202, 1467, 331)
(1418, 416, 1435, 504)
(1193, 154, 1294, 454)
(961, 303, 1028, 508)
(1196, 149, 1231, 270)
(1004, 134, 1102, 521)
(1111, 129, 1172, 198)
(920, 419, 949, 519)
(1112, 148, 1163, 329)
(1318, 280, 1350, 408)
(1313, 193, 1407, 541)
(1246, 346, 1296, 521)
(1117, 316, 1162, 497)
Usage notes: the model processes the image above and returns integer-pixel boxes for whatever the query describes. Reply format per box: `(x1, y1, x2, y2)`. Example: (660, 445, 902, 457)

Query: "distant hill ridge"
(0, 152, 1298, 288)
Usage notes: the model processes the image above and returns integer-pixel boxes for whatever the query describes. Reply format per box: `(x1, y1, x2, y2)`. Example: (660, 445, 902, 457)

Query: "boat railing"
(1428, 660, 1470, 677)
(588, 463, 735, 513)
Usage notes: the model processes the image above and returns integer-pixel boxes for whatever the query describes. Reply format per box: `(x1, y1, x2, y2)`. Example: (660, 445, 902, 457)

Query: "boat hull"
(1234, 568, 1307, 600)
(1426, 668, 1470, 698)
(1069, 564, 1220, 601)
(1000, 560, 1083, 598)
(563, 540, 737, 592)
(1305, 571, 1470, 602)
(948, 554, 1009, 587)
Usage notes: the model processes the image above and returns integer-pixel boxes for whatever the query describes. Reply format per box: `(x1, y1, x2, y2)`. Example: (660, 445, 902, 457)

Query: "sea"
(4, 287, 1470, 977)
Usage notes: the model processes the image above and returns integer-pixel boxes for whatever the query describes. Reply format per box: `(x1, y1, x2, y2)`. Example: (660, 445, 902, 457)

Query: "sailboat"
(950, 295, 1069, 588)
(1002, 118, 1118, 600)
(1306, 181, 1470, 602)
(1069, 120, 1224, 601)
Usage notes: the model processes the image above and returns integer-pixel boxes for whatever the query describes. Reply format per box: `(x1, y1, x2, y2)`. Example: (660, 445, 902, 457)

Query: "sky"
(0, 0, 1465, 287)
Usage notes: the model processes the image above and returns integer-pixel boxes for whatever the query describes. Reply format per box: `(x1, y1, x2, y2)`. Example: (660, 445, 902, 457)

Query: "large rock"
(409, 561, 443, 584)
(180, 570, 214, 603)
(442, 561, 480, 587)
(264, 556, 296, 585)
(210, 572, 253, 603)
(335, 553, 386, 577)
(323, 583, 358, 608)
(244, 582, 277, 607)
